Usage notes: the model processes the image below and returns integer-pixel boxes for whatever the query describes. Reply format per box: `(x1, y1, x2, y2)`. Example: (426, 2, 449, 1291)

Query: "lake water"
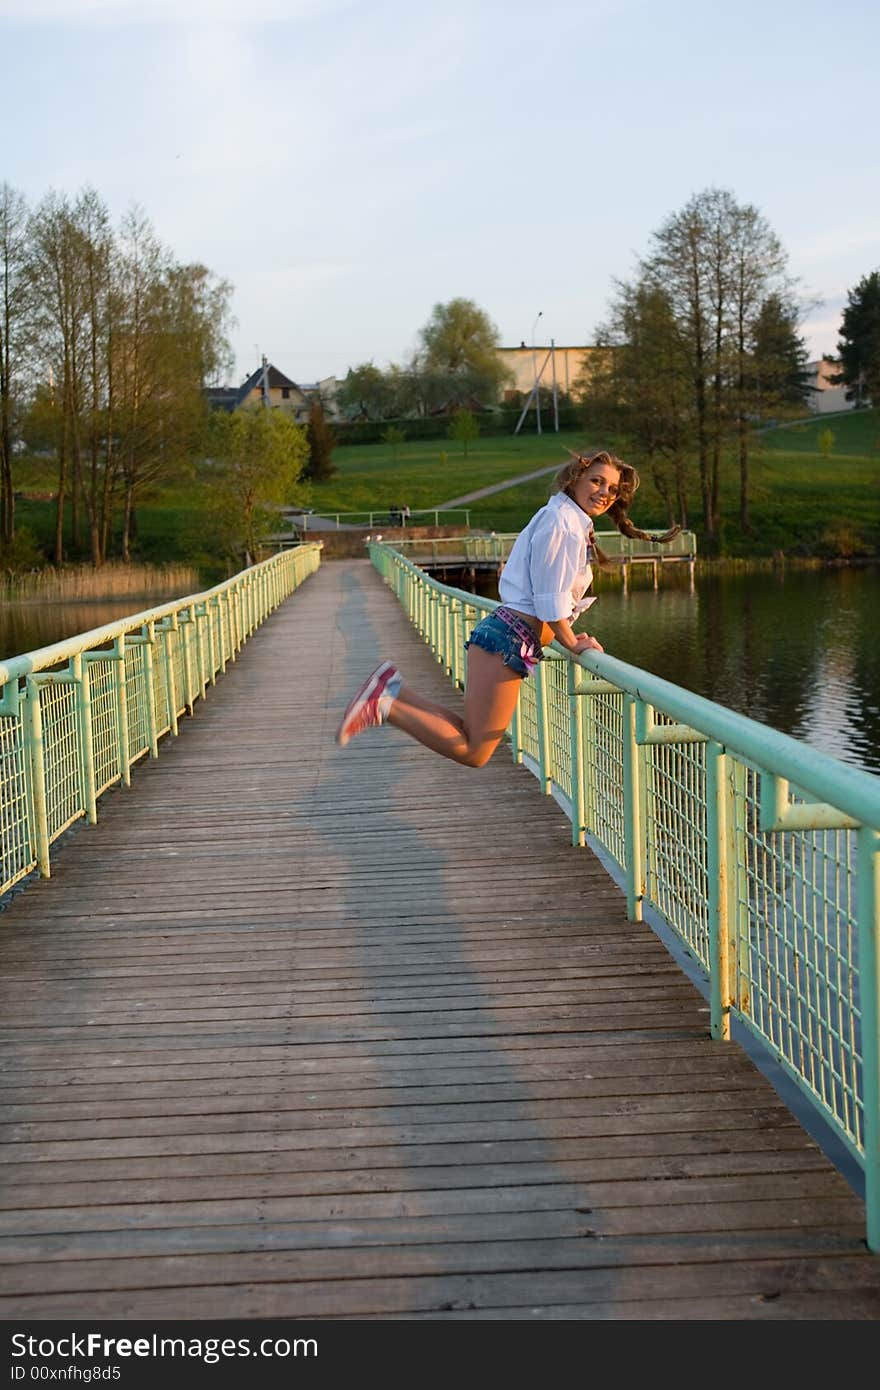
(1, 565, 878, 774)
(488, 563, 880, 776)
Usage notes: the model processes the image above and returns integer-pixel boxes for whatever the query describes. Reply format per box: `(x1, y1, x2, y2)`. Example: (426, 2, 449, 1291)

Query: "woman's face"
(569, 460, 621, 518)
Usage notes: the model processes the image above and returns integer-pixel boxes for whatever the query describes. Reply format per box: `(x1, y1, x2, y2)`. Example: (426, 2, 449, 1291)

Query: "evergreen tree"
(831, 270, 880, 407)
(749, 294, 812, 411)
(304, 398, 336, 480)
(581, 277, 694, 528)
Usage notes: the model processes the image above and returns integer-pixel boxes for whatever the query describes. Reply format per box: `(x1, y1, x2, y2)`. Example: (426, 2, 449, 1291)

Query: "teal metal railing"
(371, 539, 880, 1252)
(287, 507, 473, 531)
(390, 529, 698, 566)
(0, 544, 322, 896)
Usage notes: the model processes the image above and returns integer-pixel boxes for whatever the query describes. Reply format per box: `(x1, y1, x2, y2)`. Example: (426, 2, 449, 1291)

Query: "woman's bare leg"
(387, 647, 522, 767)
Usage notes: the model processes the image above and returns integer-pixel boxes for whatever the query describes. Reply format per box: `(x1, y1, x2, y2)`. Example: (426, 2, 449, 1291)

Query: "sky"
(2, 0, 878, 387)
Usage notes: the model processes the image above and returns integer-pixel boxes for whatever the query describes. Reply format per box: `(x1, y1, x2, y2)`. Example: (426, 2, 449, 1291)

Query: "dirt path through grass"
(431, 460, 562, 509)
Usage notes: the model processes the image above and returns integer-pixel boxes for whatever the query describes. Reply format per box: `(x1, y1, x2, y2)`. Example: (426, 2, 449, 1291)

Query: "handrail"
(391, 529, 698, 562)
(0, 544, 322, 897)
(282, 507, 472, 531)
(369, 538, 880, 1252)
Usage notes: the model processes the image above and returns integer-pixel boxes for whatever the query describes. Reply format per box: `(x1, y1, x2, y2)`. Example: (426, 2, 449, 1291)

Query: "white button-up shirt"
(498, 491, 597, 623)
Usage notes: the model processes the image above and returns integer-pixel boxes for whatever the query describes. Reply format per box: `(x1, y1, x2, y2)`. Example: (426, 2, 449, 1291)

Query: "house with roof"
(204, 357, 314, 421)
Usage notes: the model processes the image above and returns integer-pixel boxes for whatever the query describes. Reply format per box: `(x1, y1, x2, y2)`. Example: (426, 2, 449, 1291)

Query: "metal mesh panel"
(645, 737, 710, 964)
(544, 657, 573, 801)
(583, 689, 626, 866)
(89, 658, 121, 795)
(0, 711, 34, 888)
(125, 643, 149, 763)
(209, 604, 223, 679)
(515, 674, 540, 764)
(153, 636, 170, 736)
(39, 682, 82, 836)
(734, 767, 862, 1150)
(170, 628, 186, 716)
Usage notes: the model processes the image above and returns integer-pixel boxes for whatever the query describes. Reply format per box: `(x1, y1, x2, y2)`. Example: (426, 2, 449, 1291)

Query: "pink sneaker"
(336, 662, 401, 746)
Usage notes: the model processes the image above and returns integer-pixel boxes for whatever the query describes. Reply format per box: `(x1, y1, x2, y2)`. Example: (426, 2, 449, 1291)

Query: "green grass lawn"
(760, 408, 880, 458)
(307, 429, 595, 514)
(10, 409, 880, 569)
(310, 412, 880, 556)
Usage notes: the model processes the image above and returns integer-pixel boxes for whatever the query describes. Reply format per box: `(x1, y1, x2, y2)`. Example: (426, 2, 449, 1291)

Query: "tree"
(417, 298, 509, 407)
(71, 187, 115, 565)
(28, 189, 90, 564)
(304, 398, 336, 480)
(832, 270, 880, 407)
(0, 183, 30, 549)
(727, 203, 788, 532)
(447, 408, 480, 457)
(749, 293, 812, 411)
(381, 424, 405, 462)
(335, 361, 393, 420)
(641, 188, 792, 546)
(209, 407, 308, 562)
(818, 428, 835, 458)
(113, 209, 233, 561)
(582, 277, 695, 528)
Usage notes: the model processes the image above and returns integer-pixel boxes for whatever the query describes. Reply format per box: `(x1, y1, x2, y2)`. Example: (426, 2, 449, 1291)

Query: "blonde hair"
(553, 449, 680, 557)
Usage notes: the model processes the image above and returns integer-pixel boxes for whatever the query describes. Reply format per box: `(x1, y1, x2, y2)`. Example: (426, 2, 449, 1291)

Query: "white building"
(806, 359, 858, 413)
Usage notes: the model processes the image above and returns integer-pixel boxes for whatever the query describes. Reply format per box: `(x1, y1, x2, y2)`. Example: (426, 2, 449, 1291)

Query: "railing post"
(179, 610, 195, 714)
(113, 635, 131, 788)
(857, 826, 880, 1252)
(216, 593, 228, 675)
(452, 600, 465, 688)
(568, 659, 587, 846)
(194, 604, 208, 701)
(161, 616, 179, 736)
(206, 599, 218, 685)
(232, 584, 242, 656)
(440, 595, 452, 673)
(622, 694, 644, 921)
(72, 653, 97, 825)
(534, 657, 552, 795)
(23, 678, 50, 878)
(733, 762, 751, 1018)
(142, 623, 159, 758)
(706, 740, 732, 1040)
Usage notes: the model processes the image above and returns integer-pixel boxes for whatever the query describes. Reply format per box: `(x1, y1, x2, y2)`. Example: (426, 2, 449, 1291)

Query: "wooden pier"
(0, 559, 877, 1320)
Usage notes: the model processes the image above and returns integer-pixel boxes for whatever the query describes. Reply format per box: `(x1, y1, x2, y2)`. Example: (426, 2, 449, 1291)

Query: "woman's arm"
(548, 617, 604, 654)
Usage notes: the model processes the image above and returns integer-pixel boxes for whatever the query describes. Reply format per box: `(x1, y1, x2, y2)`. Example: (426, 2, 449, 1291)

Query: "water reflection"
(476, 565, 880, 775)
(588, 568, 880, 775)
(0, 601, 164, 665)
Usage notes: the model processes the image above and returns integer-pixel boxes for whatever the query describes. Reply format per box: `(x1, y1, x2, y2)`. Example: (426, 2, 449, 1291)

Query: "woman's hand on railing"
(569, 633, 604, 654)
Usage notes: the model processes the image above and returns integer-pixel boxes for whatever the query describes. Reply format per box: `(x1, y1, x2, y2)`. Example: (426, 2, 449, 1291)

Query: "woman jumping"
(336, 449, 680, 767)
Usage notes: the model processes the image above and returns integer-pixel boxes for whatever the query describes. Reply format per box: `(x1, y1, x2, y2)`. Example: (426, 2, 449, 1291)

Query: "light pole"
(532, 311, 543, 435)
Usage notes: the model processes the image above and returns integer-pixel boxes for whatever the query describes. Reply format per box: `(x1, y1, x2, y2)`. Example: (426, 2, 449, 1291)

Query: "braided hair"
(553, 449, 681, 564)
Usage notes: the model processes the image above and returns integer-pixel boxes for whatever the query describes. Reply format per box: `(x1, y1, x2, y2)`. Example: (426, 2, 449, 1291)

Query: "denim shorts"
(465, 607, 544, 678)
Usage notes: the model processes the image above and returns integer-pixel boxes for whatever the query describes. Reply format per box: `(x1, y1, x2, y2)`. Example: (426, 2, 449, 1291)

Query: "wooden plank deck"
(0, 557, 877, 1321)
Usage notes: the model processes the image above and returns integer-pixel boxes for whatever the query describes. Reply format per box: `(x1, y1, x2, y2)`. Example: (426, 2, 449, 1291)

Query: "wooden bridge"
(1, 558, 878, 1320)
